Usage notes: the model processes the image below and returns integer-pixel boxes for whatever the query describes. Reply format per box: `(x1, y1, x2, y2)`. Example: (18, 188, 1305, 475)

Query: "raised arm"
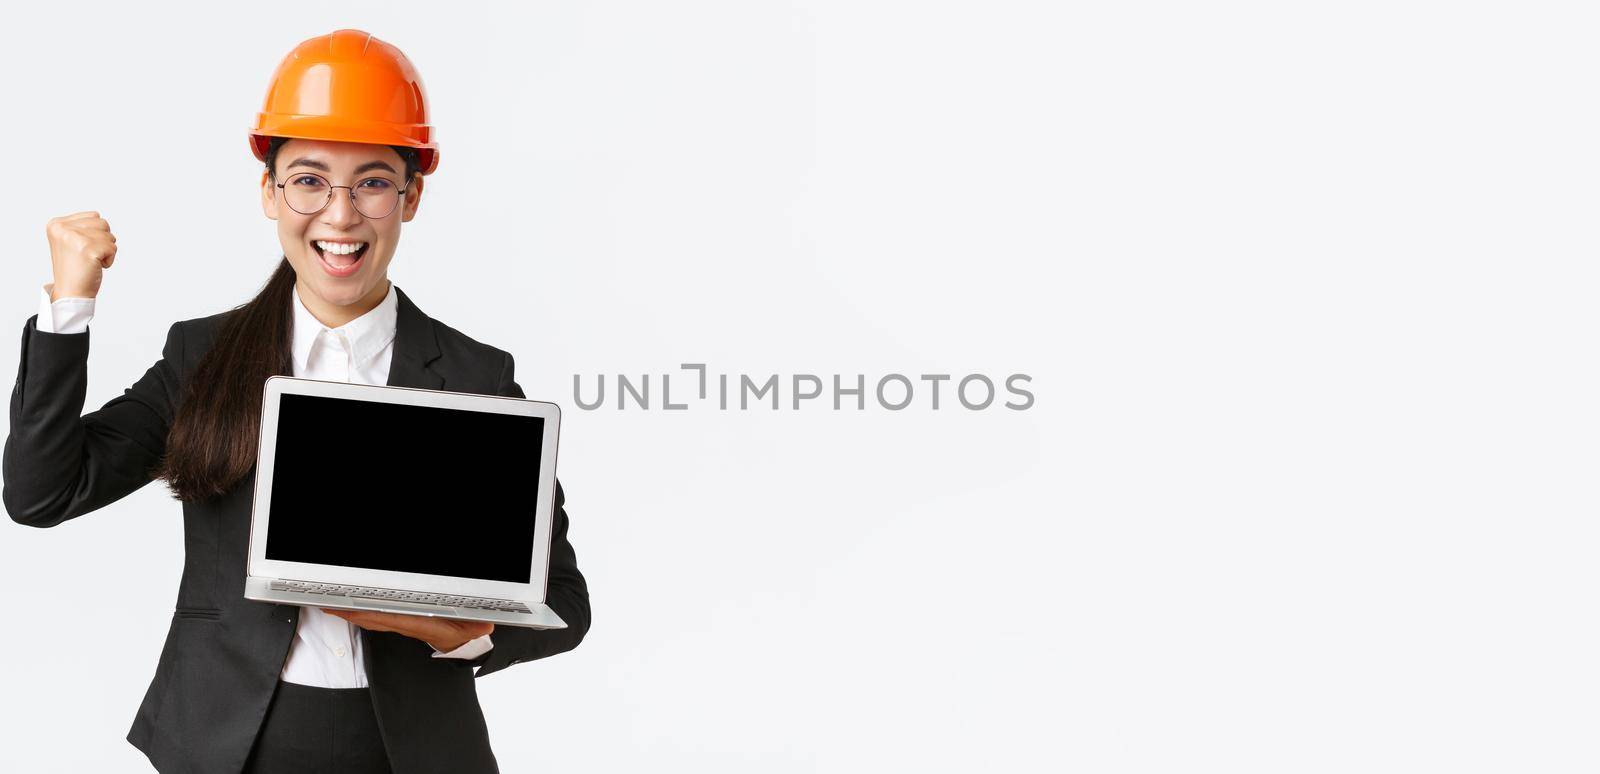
(4, 210, 184, 528)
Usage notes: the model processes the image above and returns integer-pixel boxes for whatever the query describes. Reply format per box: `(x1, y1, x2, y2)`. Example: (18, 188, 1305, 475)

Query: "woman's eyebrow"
(283, 158, 398, 176)
(353, 160, 399, 175)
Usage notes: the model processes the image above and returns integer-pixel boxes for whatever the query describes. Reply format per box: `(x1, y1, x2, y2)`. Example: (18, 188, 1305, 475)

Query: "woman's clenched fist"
(46, 211, 118, 300)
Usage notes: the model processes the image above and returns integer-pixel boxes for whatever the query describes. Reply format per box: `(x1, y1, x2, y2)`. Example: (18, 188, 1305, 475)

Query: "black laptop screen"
(264, 392, 546, 584)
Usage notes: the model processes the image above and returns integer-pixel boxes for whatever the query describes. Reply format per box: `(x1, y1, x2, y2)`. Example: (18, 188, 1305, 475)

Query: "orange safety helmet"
(249, 29, 440, 175)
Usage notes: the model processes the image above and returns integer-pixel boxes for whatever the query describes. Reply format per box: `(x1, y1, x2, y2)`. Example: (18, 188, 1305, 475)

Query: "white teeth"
(315, 240, 366, 255)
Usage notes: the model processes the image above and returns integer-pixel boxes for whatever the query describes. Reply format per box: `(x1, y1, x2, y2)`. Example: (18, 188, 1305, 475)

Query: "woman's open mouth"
(312, 240, 369, 278)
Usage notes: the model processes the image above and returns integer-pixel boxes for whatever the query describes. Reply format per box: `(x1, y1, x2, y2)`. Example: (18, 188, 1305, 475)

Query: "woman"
(3, 29, 589, 773)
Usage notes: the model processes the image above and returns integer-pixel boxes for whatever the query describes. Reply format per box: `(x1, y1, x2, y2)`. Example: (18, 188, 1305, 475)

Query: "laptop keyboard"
(269, 579, 532, 614)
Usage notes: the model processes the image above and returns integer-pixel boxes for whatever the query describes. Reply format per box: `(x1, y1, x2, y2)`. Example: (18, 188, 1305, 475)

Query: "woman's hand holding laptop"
(321, 607, 494, 653)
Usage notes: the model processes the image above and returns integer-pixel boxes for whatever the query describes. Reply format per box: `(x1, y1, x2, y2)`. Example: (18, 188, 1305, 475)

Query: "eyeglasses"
(275, 172, 409, 219)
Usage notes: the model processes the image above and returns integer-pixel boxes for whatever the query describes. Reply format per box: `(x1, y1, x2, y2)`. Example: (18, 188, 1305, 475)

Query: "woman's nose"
(320, 189, 365, 227)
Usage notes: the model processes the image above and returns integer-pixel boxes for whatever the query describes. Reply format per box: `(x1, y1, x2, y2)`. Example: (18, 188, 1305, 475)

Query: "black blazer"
(3, 284, 590, 774)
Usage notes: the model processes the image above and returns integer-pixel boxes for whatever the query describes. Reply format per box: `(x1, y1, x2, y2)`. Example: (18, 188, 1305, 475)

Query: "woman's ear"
(400, 173, 424, 223)
(261, 170, 280, 220)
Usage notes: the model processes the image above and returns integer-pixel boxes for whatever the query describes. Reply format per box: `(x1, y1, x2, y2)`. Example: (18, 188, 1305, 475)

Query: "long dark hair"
(155, 136, 420, 501)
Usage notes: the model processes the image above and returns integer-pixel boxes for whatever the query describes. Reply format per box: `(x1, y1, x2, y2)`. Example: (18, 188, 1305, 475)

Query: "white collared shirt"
(37, 280, 495, 688)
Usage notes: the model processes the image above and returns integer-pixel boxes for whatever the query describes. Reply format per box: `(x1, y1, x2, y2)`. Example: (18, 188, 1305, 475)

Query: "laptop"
(243, 375, 567, 629)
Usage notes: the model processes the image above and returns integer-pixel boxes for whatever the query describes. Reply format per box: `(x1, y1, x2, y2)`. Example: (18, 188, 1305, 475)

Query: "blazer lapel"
(386, 284, 445, 391)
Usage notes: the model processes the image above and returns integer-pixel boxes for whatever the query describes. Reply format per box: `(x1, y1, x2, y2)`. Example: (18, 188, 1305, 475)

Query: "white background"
(0, 1, 1590, 772)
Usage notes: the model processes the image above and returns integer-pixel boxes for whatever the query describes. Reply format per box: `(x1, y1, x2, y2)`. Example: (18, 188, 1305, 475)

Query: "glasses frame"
(274, 171, 411, 220)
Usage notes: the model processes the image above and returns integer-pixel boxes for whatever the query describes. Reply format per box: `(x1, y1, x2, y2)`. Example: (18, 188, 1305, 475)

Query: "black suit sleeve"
(471, 351, 591, 678)
(4, 314, 184, 528)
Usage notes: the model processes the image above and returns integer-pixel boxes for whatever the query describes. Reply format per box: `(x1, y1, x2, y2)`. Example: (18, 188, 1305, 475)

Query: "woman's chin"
(315, 284, 368, 306)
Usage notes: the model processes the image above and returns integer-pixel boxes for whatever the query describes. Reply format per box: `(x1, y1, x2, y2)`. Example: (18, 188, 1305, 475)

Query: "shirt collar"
(290, 281, 399, 374)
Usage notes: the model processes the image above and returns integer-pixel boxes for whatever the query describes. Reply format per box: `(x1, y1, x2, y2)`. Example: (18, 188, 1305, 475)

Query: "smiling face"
(260, 138, 423, 324)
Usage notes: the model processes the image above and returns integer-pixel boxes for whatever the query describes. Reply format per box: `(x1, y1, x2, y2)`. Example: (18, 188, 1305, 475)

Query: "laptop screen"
(264, 392, 546, 584)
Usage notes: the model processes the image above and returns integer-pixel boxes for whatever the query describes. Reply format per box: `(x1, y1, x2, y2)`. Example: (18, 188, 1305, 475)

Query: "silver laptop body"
(244, 375, 567, 630)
